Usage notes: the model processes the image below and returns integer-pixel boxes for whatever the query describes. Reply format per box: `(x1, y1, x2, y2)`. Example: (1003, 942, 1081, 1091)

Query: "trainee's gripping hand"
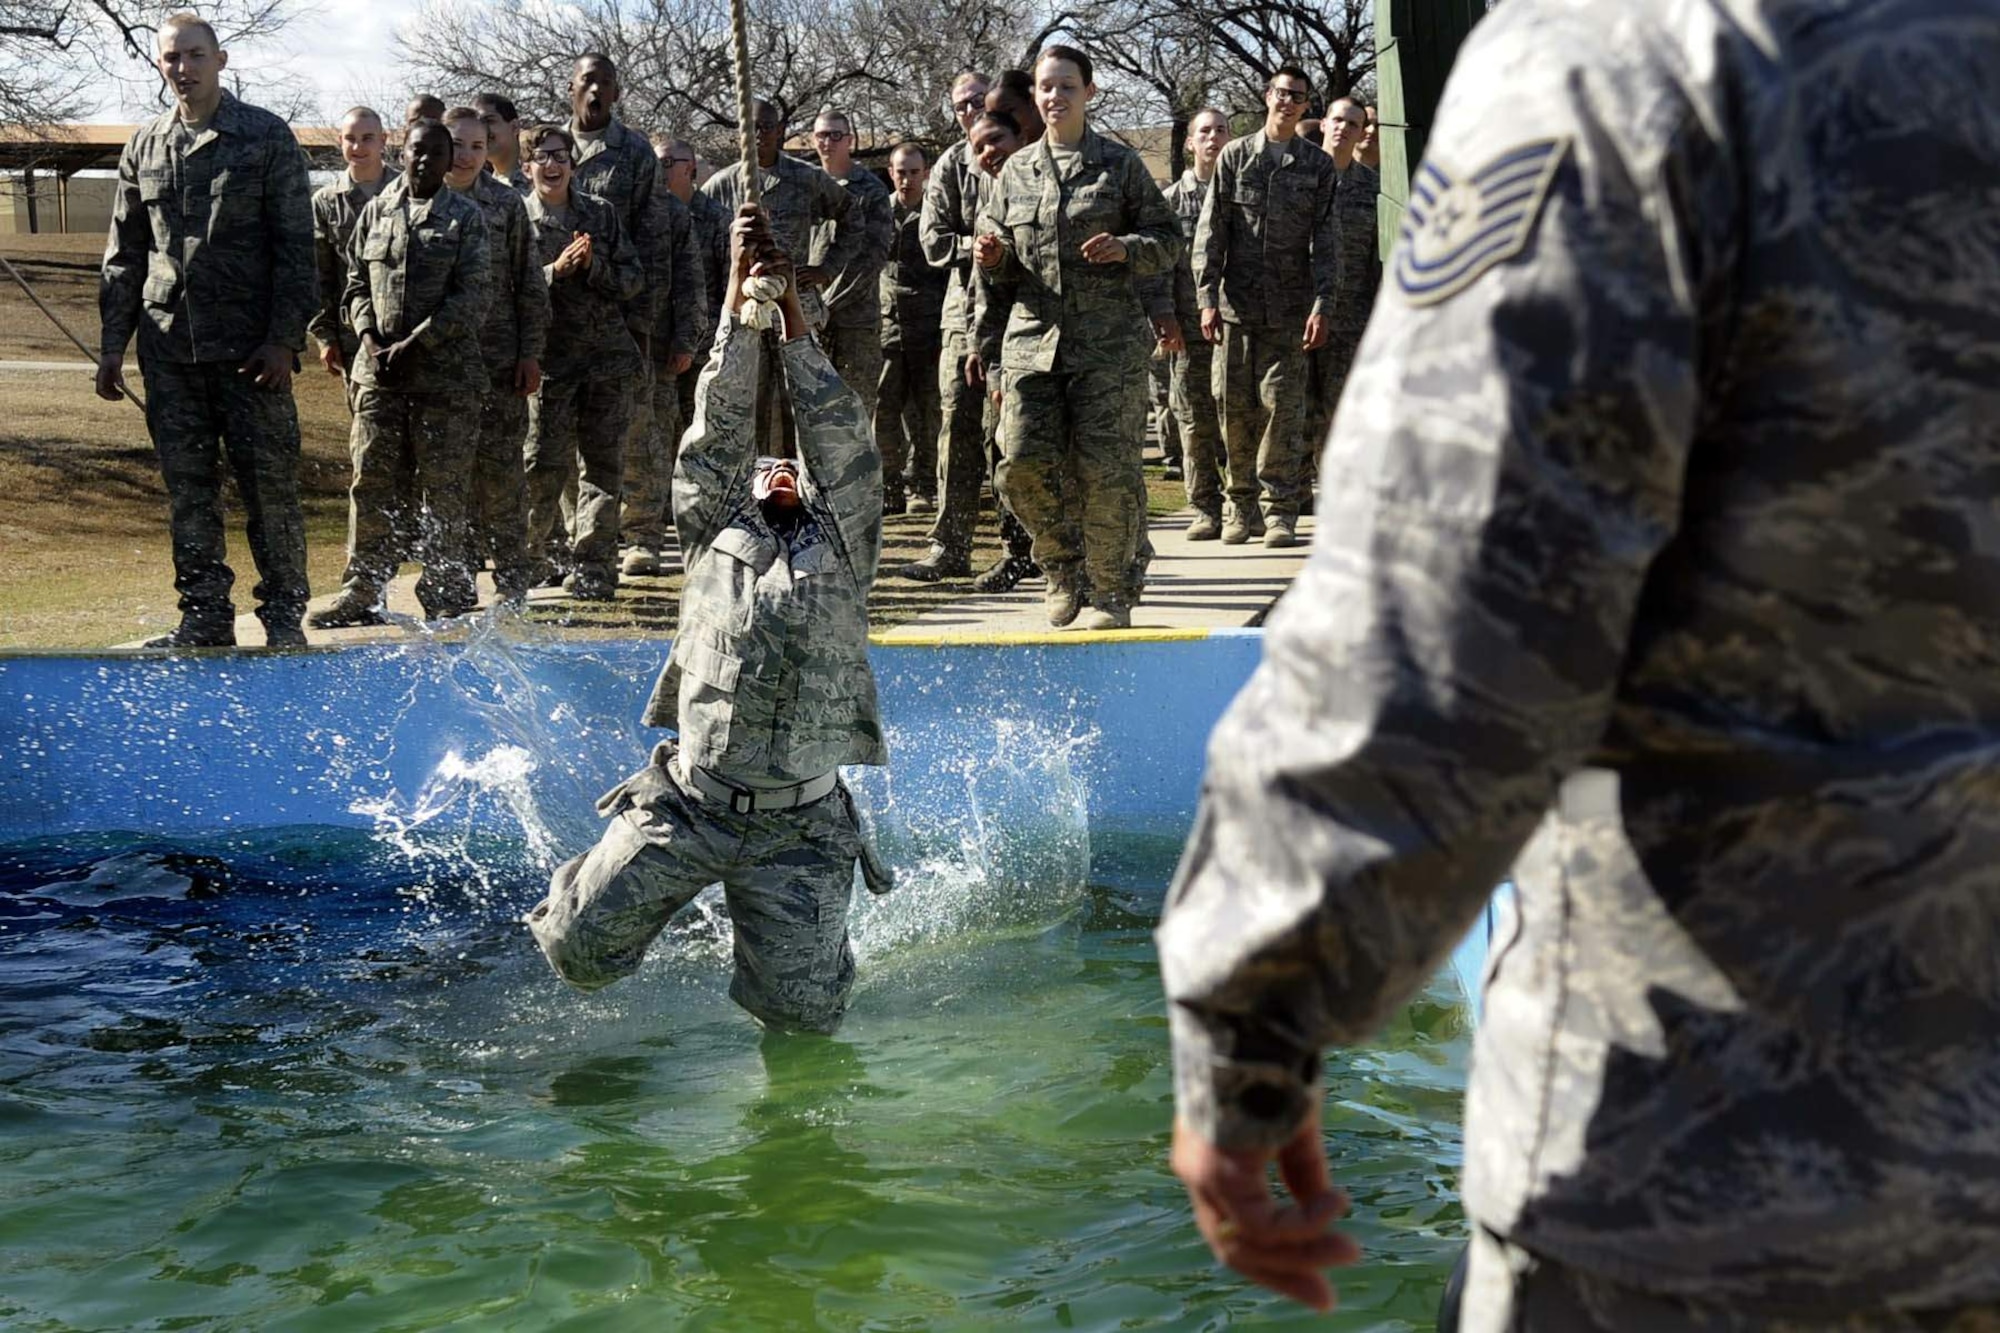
(1170, 1114, 1360, 1313)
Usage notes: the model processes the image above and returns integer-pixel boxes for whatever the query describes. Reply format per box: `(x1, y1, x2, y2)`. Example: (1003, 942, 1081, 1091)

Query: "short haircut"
(340, 105, 384, 130)
(1190, 106, 1227, 128)
(407, 94, 446, 124)
(473, 92, 518, 121)
(1271, 64, 1313, 89)
(992, 69, 1032, 101)
(951, 68, 991, 95)
(157, 12, 220, 49)
(575, 50, 616, 73)
(888, 141, 928, 166)
(443, 105, 484, 128)
(972, 109, 1021, 138)
(1035, 44, 1093, 86)
(528, 123, 576, 155)
(406, 117, 450, 150)
(814, 105, 852, 130)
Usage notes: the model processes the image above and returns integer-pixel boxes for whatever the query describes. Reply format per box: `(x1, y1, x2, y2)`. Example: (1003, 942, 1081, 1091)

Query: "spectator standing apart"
(308, 107, 391, 406)
(898, 69, 991, 580)
(1158, 0, 2000, 1327)
(974, 45, 1178, 630)
(1296, 97, 1379, 502)
(875, 142, 946, 515)
(475, 93, 529, 193)
(809, 107, 893, 431)
(443, 106, 548, 604)
(311, 120, 490, 627)
(529, 208, 892, 1035)
(621, 157, 704, 578)
(1150, 107, 1230, 540)
(521, 125, 644, 600)
(703, 98, 860, 451)
(1194, 66, 1337, 549)
(97, 13, 315, 649)
(661, 136, 728, 434)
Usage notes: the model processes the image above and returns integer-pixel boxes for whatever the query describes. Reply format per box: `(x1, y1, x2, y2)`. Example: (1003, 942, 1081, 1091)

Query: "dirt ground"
(0, 234, 1185, 649)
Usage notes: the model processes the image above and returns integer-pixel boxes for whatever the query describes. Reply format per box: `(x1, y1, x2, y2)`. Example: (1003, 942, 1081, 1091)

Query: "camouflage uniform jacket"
(880, 197, 946, 353)
(703, 153, 858, 296)
(646, 317, 887, 784)
(343, 179, 490, 393)
(1137, 168, 1210, 328)
(1157, 0, 2000, 1313)
(455, 171, 550, 375)
(974, 128, 1180, 374)
(649, 188, 707, 359)
(1192, 130, 1337, 327)
(1330, 159, 1379, 333)
(308, 167, 391, 358)
(918, 139, 980, 341)
(525, 188, 643, 379)
(685, 187, 730, 334)
(568, 117, 660, 334)
(100, 90, 317, 365)
(810, 162, 892, 331)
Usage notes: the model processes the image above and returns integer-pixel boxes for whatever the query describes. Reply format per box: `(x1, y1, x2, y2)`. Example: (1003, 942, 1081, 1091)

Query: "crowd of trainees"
(96, 16, 1383, 645)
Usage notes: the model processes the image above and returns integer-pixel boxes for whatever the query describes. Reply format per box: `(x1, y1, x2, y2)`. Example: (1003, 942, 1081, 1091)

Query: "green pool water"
(0, 827, 1470, 1331)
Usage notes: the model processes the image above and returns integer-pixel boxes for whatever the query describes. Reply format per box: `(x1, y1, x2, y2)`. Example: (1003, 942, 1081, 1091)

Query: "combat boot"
(263, 623, 308, 649)
(621, 546, 664, 576)
(895, 545, 971, 582)
(1077, 605, 1131, 631)
(142, 618, 237, 650)
(1220, 509, 1251, 545)
(907, 493, 936, 515)
(563, 570, 618, 602)
(1186, 510, 1222, 542)
(971, 552, 1038, 593)
(1044, 573, 1084, 628)
(1264, 515, 1298, 549)
(306, 586, 387, 629)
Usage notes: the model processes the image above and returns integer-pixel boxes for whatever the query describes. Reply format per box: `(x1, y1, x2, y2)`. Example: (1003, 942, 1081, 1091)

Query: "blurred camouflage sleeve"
(408, 204, 490, 352)
(342, 200, 381, 343)
(784, 334, 883, 583)
(98, 136, 146, 357)
(308, 191, 342, 349)
(972, 186, 1016, 369)
(1116, 152, 1180, 280)
(919, 154, 969, 269)
(591, 206, 645, 304)
(671, 316, 762, 555)
(511, 196, 550, 363)
(1191, 153, 1230, 312)
(1307, 166, 1337, 322)
(1155, 31, 1734, 1150)
(262, 131, 319, 353)
(812, 164, 860, 274)
(667, 197, 703, 357)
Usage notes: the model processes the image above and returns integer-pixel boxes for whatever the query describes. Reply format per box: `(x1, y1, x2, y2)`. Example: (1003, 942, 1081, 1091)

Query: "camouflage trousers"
(1148, 352, 1181, 466)
(138, 357, 310, 637)
(528, 741, 865, 1034)
(1212, 322, 1307, 521)
(931, 331, 987, 562)
(526, 370, 631, 584)
(875, 343, 940, 505)
(472, 372, 532, 599)
(343, 386, 479, 615)
(1297, 325, 1362, 496)
(1457, 1230, 2000, 1333)
(1169, 340, 1224, 518)
(821, 322, 882, 429)
(996, 360, 1148, 610)
(619, 361, 687, 552)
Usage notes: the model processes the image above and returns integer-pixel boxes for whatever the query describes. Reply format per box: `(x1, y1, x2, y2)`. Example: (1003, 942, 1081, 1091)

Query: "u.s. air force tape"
(1394, 138, 1569, 307)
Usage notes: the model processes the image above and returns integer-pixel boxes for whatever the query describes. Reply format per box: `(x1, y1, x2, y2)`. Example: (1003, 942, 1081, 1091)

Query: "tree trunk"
(1168, 112, 1188, 181)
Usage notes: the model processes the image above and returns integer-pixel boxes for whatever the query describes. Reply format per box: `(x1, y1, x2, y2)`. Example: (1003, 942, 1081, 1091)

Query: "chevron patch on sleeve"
(1394, 139, 1569, 307)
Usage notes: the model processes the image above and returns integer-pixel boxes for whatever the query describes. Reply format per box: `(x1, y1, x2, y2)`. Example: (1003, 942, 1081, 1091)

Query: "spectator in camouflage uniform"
(440, 106, 548, 603)
(809, 107, 893, 431)
(1151, 108, 1230, 540)
(474, 93, 529, 194)
(309, 106, 391, 401)
(520, 125, 644, 601)
(875, 142, 946, 514)
(97, 14, 315, 649)
(530, 207, 891, 1034)
(662, 136, 729, 438)
(1161, 1, 2000, 1327)
(310, 120, 490, 627)
(975, 47, 1179, 630)
(1193, 66, 1338, 549)
(620, 175, 705, 577)
(1296, 97, 1380, 503)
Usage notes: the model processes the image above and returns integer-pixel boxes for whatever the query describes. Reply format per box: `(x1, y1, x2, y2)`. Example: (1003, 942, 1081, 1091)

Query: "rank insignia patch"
(1394, 138, 1569, 306)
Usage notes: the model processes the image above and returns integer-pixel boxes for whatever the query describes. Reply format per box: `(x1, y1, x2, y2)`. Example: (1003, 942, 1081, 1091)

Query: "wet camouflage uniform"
(1193, 131, 1336, 525)
(309, 167, 392, 394)
(703, 153, 858, 451)
(675, 187, 731, 435)
(1156, 0, 2000, 1327)
(455, 170, 550, 599)
(622, 189, 706, 556)
(531, 316, 891, 1033)
(1149, 168, 1223, 521)
(812, 162, 892, 432)
(99, 91, 316, 643)
(976, 129, 1179, 614)
(524, 188, 644, 590)
(876, 194, 946, 507)
(919, 139, 991, 565)
(1297, 158, 1379, 495)
(339, 178, 490, 616)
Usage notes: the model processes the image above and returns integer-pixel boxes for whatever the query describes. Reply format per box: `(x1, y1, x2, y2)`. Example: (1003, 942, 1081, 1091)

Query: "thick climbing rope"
(1, 252, 145, 411)
(728, 0, 788, 329)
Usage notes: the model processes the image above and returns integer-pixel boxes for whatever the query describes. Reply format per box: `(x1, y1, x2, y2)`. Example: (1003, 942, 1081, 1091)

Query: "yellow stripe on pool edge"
(869, 627, 1214, 647)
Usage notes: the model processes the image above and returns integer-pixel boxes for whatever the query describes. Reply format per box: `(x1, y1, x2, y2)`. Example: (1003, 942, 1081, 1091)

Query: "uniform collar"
(1032, 126, 1105, 176)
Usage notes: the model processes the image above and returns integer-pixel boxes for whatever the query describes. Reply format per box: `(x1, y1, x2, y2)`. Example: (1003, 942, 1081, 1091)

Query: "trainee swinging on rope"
(528, 0, 892, 1033)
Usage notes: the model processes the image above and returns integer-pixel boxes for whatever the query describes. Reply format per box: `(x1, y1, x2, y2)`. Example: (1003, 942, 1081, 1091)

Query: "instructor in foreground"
(1156, 0, 2000, 1327)
(530, 207, 891, 1035)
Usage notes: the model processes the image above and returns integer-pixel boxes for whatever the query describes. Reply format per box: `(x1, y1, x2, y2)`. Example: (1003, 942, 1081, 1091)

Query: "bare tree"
(0, 0, 298, 126)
